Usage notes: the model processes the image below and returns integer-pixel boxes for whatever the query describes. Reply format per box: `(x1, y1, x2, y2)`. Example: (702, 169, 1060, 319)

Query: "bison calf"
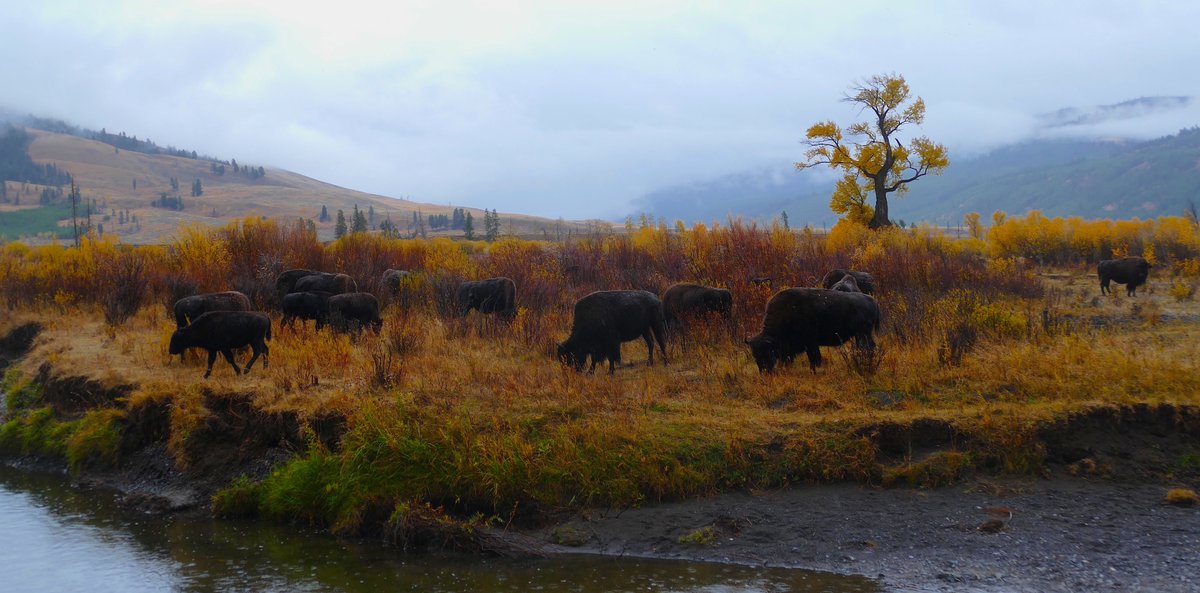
(661, 282, 732, 337)
(557, 290, 667, 374)
(328, 292, 383, 333)
(456, 277, 517, 321)
(747, 288, 880, 373)
(1098, 256, 1152, 296)
(173, 291, 252, 328)
(168, 311, 271, 378)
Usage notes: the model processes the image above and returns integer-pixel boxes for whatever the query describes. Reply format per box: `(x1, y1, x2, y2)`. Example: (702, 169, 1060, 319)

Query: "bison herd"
(166, 257, 1153, 377)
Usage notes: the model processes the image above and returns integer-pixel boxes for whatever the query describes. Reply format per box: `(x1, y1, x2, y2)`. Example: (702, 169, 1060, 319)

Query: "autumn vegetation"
(1, 211, 1199, 545)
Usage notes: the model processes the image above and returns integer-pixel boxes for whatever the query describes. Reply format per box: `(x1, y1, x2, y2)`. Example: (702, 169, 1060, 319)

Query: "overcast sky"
(2, 1, 1198, 219)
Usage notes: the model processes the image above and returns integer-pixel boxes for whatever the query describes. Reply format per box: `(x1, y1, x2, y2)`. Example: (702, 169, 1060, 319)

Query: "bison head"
(167, 331, 186, 356)
(746, 334, 779, 373)
(556, 341, 585, 371)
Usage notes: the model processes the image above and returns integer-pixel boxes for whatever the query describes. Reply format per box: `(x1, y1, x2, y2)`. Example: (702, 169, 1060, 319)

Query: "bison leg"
(805, 344, 822, 373)
(642, 330, 656, 366)
(1127, 283, 1137, 297)
(220, 349, 243, 375)
(203, 350, 219, 378)
(1099, 278, 1109, 295)
(244, 341, 267, 373)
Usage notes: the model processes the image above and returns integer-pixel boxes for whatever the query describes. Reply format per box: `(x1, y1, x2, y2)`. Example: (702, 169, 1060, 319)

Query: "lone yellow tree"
(796, 74, 949, 228)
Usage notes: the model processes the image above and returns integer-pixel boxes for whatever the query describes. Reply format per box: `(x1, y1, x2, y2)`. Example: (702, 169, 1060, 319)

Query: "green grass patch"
(0, 202, 72, 241)
(2, 367, 42, 411)
(65, 408, 125, 471)
(0, 406, 76, 458)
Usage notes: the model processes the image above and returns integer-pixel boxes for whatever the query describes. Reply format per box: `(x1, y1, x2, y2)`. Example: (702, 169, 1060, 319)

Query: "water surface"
(0, 466, 879, 593)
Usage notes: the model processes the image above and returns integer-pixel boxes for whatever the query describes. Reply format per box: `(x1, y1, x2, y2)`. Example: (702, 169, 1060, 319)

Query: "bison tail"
(265, 322, 273, 342)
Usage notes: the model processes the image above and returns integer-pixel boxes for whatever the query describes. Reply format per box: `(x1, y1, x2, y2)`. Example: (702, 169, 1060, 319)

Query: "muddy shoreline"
(540, 476, 1199, 593)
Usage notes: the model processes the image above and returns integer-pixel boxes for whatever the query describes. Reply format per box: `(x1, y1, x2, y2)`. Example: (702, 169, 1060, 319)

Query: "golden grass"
(1164, 488, 1198, 506)
(8, 273, 1200, 456)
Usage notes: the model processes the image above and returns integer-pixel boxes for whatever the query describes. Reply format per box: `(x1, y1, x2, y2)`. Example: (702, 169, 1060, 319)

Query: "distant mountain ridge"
(635, 97, 1200, 226)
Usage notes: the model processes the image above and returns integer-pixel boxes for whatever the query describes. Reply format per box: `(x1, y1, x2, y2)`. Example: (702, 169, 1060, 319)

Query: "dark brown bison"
(382, 269, 411, 293)
(281, 291, 333, 330)
(747, 288, 880, 373)
(820, 269, 875, 295)
(557, 290, 667, 374)
(456, 277, 517, 320)
(1098, 256, 1152, 296)
(173, 291, 252, 328)
(661, 283, 732, 333)
(168, 311, 271, 378)
(829, 274, 861, 293)
(293, 272, 358, 295)
(275, 269, 319, 298)
(328, 292, 383, 333)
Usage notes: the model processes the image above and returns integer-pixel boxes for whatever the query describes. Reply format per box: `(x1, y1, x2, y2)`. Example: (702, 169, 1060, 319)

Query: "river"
(0, 465, 879, 593)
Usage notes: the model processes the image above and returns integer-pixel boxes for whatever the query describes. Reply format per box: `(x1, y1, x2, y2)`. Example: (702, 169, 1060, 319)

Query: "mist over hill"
(634, 97, 1200, 227)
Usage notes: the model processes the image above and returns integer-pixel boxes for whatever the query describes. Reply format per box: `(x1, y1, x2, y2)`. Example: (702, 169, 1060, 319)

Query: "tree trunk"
(870, 184, 891, 228)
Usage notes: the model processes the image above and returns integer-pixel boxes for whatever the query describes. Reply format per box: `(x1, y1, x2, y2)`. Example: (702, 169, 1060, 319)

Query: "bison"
(275, 269, 319, 298)
(746, 288, 880, 373)
(557, 290, 667, 374)
(173, 291, 252, 328)
(168, 311, 271, 378)
(281, 291, 333, 330)
(456, 277, 517, 320)
(1098, 256, 1152, 296)
(820, 269, 876, 295)
(829, 274, 861, 293)
(328, 292, 383, 333)
(292, 272, 358, 295)
(661, 283, 732, 335)
(382, 269, 411, 293)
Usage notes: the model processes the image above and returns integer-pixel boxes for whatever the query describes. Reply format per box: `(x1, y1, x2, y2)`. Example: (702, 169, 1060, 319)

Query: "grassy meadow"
(1, 212, 1199, 542)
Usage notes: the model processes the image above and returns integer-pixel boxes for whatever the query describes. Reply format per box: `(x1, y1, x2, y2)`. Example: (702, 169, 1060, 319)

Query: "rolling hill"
(1, 125, 594, 243)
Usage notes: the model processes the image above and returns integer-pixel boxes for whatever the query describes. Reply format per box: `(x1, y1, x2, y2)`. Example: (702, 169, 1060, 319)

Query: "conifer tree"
(463, 212, 475, 240)
(352, 204, 368, 233)
(335, 210, 347, 238)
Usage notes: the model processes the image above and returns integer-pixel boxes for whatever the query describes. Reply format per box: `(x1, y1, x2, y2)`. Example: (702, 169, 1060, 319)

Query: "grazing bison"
(281, 291, 333, 330)
(557, 290, 667, 374)
(820, 269, 876, 295)
(1098, 256, 1152, 296)
(173, 291, 252, 328)
(661, 283, 732, 333)
(746, 288, 880, 373)
(829, 274, 861, 293)
(456, 277, 517, 320)
(168, 311, 271, 378)
(328, 292, 383, 333)
(293, 272, 358, 295)
(275, 269, 319, 298)
(382, 269, 411, 293)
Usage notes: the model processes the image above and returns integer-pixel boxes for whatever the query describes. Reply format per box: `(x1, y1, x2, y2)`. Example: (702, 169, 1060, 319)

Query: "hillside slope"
(4, 128, 590, 243)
